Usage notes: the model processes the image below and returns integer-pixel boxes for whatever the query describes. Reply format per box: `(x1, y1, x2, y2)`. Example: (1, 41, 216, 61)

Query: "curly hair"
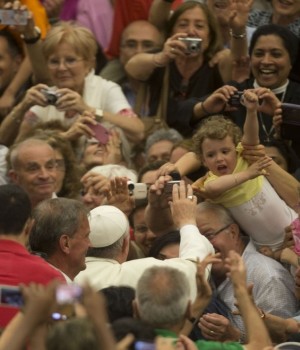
(193, 115, 242, 160)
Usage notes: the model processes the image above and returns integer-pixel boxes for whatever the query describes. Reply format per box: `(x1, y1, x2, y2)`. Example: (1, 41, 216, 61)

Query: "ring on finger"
(187, 195, 194, 200)
(171, 47, 175, 53)
(210, 330, 215, 335)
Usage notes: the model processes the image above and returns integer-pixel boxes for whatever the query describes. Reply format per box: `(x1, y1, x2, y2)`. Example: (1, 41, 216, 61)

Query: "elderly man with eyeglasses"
(195, 201, 297, 344)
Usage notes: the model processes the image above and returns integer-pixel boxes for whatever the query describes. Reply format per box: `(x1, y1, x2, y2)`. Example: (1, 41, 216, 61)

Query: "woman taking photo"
(0, 21, 144, 146)
(125, 1, 250, 136)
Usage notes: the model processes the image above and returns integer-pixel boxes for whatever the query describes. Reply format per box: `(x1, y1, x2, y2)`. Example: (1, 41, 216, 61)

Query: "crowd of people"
(0, 0, 300, 349)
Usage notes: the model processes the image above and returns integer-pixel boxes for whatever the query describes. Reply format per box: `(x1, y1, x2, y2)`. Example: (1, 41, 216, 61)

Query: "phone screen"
(134, 341, 155, 350)
(0, 9, 28, 25)
(88, 123, 110, 144)
(56, 284, 82, 304)
(0, 285, 23, 308)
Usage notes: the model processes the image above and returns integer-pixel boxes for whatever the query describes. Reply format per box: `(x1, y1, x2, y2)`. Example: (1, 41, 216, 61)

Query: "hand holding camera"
(178, 37, 202, 55)
(41, 88, 61, 105)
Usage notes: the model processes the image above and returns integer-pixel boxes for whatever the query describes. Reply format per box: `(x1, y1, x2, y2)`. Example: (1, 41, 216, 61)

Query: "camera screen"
(56, 284, 82, 304)
(134, 341, 155, 350)
(0, 285, 23, 307)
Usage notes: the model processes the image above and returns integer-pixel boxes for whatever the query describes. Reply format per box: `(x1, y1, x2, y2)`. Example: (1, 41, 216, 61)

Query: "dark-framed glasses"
(205, 223, 232, 241)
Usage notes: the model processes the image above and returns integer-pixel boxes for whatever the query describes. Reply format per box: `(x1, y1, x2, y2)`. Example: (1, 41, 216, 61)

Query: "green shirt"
(155, 329, 243, 350)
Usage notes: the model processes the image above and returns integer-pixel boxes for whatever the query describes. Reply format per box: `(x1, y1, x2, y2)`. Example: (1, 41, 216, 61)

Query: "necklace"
(253, 80, 289, 142)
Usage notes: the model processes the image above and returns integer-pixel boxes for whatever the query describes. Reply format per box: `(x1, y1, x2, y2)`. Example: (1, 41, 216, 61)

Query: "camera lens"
(190, 43, 197, 51)
(47, 94, 58, 105)
(127, 181, 135, 191)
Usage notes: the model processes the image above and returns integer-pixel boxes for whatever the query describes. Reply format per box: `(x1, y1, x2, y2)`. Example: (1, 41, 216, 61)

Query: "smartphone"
(134, 341, 155, 350)
(0, 285, 23, 308)
(127, 181, 148, 200)
(164, 180, 181, 195)
(56, 284, 82, 304)
(281, 103, 300, 141)
(0, 9, 28, 25)
(88, 123, 110, 145)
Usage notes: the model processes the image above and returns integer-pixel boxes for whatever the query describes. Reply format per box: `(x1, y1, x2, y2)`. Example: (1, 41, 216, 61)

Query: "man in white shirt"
(75, 181, 214, 299)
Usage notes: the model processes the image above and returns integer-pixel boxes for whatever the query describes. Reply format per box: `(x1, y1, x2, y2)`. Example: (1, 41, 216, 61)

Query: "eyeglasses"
(47, 57, 84, 69)
(121, 40, 158, 52)
(205, 223, 232, 241)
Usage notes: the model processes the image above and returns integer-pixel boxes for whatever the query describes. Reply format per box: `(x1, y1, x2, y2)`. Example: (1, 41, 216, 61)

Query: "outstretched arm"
(194, 156, 272, 199)
(158, 152, 201, 178)
(241, 89, 260, 146)
(225, 251, 272, 349)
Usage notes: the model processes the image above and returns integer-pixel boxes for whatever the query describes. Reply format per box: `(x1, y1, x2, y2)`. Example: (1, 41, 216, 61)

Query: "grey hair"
(145, 128, 183, 155)
(8, 138, 54, 171)
(196, 202, 235, 226)
(136, 266, 190, 328)
(89, 164, 137, 182)
(29, 198, 89, 256)
(87, 233, 127, 260)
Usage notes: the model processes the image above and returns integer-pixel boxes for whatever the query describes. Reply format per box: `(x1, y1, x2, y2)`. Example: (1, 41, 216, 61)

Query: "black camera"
(228, 91, 244, 108)
(281, 103, 300, 141)
(178, 37, 202, 54)
(41, 89, 60, 105)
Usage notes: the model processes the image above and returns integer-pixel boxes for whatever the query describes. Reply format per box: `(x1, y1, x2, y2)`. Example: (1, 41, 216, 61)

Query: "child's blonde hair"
(193, 115, 242, 160)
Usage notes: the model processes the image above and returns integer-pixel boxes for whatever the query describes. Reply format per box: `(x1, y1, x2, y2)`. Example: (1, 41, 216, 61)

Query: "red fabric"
(0, 239, 65, 328)
(106, 0, 183, 58)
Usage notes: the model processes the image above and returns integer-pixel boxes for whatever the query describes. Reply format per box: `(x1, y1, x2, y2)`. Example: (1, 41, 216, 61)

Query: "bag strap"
(134, 65, 170, 122)
(155, 65, 169, 122)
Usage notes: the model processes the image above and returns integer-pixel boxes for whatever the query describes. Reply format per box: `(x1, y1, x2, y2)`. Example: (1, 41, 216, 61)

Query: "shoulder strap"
(134, 65, 170, 121)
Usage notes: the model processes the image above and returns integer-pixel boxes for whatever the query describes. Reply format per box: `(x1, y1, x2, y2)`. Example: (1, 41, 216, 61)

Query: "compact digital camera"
(178, 37, 202, 54)
(41, 89, 61, 105)
(127, 181, 148, 200)
(228, 91, 244, 108)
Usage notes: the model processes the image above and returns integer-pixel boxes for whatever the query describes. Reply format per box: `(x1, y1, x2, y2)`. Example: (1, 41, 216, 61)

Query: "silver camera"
(127, 181, 148, 200)
(178, 37, 202, 54)
(41, 89, 61, 105)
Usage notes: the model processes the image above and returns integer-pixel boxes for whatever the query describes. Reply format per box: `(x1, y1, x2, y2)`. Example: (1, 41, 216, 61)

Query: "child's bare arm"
(201, 156, 272, 199)
(158, 152, 201, 177)
(242, 89, 260, 146)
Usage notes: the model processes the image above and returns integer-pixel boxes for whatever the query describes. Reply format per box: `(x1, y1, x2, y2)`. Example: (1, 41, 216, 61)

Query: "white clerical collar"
(253, 79, 289, 96)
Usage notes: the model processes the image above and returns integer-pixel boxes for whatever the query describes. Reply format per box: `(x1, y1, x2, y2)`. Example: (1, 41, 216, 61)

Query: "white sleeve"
(101, 81, 131, 114)
(179, 224, 215, 260)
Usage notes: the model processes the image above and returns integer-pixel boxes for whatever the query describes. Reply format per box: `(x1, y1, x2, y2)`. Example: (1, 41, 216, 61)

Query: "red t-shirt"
(0, 239, 65, 328)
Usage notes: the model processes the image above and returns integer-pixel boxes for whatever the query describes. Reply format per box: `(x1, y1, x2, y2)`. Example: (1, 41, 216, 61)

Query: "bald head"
(10, 139, 54, 170)
(120, 20, 163, 66)
(8, 138, 57, 207)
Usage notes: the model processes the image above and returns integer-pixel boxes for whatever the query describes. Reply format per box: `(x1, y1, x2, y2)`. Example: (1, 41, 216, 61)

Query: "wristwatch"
(95, 109, 104, 123)
(21, 26, 41, 44)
